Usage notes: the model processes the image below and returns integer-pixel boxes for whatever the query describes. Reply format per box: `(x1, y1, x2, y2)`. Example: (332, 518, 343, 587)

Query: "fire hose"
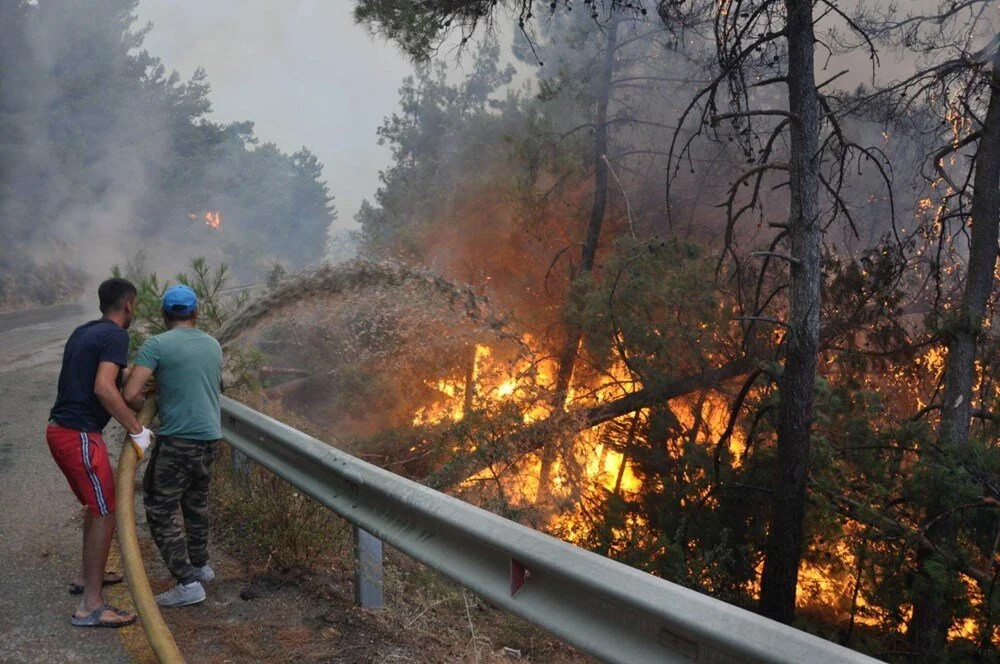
(115, 397, 186, 663)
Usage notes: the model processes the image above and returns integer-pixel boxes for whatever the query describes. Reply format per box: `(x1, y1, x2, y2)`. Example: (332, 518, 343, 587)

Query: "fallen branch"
(425, 354, 763, 489)
(260, 366, 310, 377)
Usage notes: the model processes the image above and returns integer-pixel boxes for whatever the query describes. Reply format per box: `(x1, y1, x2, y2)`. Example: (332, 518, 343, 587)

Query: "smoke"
(137, 0, 307, 80)
(383, 2, 982, 297)
(0, 5, 146, 306)
(137, 0, 416, 236)
(0, 0, 338, 310)
(0, 2, 203, 298)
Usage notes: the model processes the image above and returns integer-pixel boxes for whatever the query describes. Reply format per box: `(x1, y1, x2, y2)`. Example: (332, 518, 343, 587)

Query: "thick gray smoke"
(14, 5, 196, 276)
(0, 0, 336, 310)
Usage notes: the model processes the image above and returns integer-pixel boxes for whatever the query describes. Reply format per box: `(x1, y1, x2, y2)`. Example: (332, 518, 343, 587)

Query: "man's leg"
(181, 441, 218, 570)
(144, 437, 198, 584)
(75, 509, 94, 588)
(75, 432, 132, 623)
(72, 510, 122, 589)
(78, 511, 116, 615)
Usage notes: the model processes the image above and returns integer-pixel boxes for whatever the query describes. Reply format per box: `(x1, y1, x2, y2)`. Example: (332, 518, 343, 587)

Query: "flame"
(204, 211, 222, 229)
(189, 211, 222, 229)
(412, 339, 743, 518)
(411, 338, 641, 506)
(407, 333, 996, 644)
(945, 575, 993, 641)
(945, 103, 971, 154)
(410, 339, 558, 427)
(411, 337, 742, 517)
(411, 379, 466, 425)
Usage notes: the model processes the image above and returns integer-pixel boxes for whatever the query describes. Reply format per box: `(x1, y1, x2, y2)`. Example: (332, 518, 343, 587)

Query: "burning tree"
(341, 0, 1000, 658)
(664, 0, 904, 626)
(356, 0, 720, 498)
(851, 4, 1000, 658)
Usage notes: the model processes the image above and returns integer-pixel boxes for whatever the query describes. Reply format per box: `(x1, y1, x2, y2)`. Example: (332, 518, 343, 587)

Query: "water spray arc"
(215, 260, 510, 346)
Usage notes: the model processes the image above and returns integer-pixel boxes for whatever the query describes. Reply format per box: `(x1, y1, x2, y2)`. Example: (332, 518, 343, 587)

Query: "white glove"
(129, 427, 154, 459)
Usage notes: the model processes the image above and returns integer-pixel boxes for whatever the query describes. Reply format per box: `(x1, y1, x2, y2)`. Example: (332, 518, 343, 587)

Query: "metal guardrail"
(221, 395, 884, 664)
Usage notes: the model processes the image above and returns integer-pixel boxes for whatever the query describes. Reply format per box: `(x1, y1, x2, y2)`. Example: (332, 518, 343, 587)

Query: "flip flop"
(71, 603, 137, 628)
(68, 571, 124, 595)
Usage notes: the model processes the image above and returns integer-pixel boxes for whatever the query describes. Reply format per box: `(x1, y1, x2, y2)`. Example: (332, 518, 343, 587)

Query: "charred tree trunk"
(463, 345, 478, 417)
(537, 16, 620, 501)
(758, 0, 821, 624)
(907, 58, 1000, 662)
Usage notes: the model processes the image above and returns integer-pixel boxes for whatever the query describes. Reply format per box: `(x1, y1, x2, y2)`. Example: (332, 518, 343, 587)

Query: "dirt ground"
(117, 518, 592, 664)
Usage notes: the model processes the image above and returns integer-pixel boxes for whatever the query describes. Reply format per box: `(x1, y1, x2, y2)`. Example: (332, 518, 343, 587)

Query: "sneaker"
(155, 581, 206, 607)
(194, 565, 215, 583)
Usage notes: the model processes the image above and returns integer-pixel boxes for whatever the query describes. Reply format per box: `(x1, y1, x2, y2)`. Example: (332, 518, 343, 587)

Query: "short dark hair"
(162, 307, 198, 323)
(98, 278, 137, 314)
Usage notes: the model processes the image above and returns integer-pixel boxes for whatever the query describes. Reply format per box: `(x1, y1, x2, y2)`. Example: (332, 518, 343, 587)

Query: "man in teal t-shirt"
(124, 284, 223, 608)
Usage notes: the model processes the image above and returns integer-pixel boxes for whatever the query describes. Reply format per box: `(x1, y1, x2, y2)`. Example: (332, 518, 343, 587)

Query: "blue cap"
(162, 285, 198, 315)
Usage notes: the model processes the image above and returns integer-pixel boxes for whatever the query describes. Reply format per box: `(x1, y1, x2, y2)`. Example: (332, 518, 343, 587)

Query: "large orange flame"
(407, 336, 994, 645)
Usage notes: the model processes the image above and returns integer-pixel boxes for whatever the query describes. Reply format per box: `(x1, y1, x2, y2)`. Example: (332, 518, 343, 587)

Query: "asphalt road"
(0, 302, 130, 663)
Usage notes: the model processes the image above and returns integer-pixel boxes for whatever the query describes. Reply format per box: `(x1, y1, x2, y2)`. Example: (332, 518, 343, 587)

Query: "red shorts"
(46, 424, 115, 516)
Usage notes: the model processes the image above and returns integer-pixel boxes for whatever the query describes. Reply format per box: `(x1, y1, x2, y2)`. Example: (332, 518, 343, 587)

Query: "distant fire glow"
(189, 211, 222, 229)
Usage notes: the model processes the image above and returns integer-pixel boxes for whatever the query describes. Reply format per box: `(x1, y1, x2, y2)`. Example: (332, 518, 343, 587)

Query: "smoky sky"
(135, 0, 997, 236)
(136, 0, 415, 231)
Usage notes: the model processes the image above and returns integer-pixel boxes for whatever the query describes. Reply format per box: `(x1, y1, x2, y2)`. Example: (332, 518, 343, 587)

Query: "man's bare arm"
(122, 365, 154, 412)
(95, 361, 143, 435)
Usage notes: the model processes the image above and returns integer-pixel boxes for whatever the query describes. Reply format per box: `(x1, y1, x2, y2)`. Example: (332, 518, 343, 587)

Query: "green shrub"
(211, 443, 350, 574)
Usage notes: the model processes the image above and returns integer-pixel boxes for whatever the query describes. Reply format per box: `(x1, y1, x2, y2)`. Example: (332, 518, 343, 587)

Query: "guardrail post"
(353, 526, 384, 609)
(231, 447, 253, 479)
